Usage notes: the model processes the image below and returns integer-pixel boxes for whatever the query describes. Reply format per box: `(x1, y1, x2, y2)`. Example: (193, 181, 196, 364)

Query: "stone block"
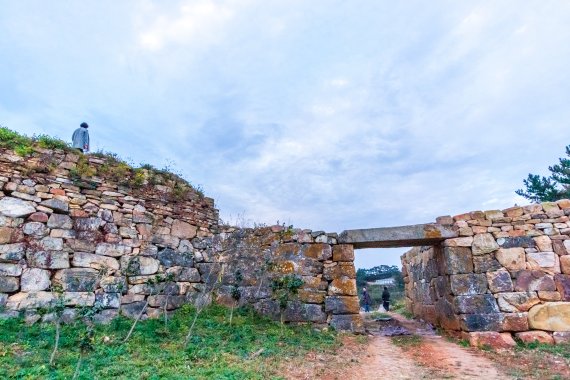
(472, 233, 499, 255)
(450, 274, 488, 295)
(554, 274, 570, 300)
(328, 278, 357, 296)
(38, 237, 63, 251)
(0, 197, 36, 218)
(40, 198, 69, 213)
(496, 248, 526, 271)
(95, 243, 130, 258)
(54, 268, 99, 292)
(497, 292, 540, 312)
(553, 332, 570, 344)
(298, 289, 326, 304)
(443, 246, 473, 274)
(460, 313, 503, 332)
(534, 236, 553, 252)
(527, 251, 557, 270)
(325, 296, 360, 314)
(302, 244, 332, 260)
(28, 213, 48, 223)
(171, 220, 197, 239)
(0, 263, 23, 276)
(560, 255, 570, 274)
(486, 269, 513, 293)
(120, 301, 147, 318)
(329, 314, 364, 332)
(73, 252, 120, 271)
(501, 313, 529, 332)
(27, 251, 70, 269)
(332, 245, 354, 262)
(473, 254, 502, 273)
(147, 295, 186, 310)
(496, 236, 536, 249)
(157, 248, 194, 268)
(0, 227, 13, 244)
(515, 331, 554, 345)
(538, 291, 561, 301)
(464, 331, 516, 349)
(529, 302, 570, 331)
(0, 243, 26, 262)
(93, 309, 119, 324)
(47, 214, 72, 229)
(442, 237, 473, 247)
(515, 271, 556, 292)
(152, 234, 180, 249)
(20, 268, 50, 291)
(64, 292, 95, 306)
(123, 256, 160, 276)
(23, 222, 47, 237)
(0, 276, 19, 292)
(166, 266, 200, 282)
(323, 262, 356, 280)
(6, 291, 55, 310)
(284, 302, 326, 323)
(455, 294, 499, 314)
(100, 276, 127, 293)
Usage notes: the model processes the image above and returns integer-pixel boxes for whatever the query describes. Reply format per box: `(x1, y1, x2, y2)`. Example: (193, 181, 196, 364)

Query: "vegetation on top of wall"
(0, 125, 205, 199)
(516, 144, 570, 202)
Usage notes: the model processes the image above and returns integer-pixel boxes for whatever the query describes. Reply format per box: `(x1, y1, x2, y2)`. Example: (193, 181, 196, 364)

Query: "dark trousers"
(383, 301, 390, 311)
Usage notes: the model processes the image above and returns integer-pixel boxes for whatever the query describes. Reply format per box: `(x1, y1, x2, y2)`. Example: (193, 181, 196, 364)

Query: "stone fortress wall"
(401, 201, 570, 345)
(0, 147, 362, 330)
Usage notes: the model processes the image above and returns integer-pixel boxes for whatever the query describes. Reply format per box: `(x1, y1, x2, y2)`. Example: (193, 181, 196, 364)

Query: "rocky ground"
(280, 312, 570, 379)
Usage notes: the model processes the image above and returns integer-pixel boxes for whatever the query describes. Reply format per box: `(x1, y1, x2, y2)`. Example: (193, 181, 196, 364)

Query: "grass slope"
(0, 305, 339, 379)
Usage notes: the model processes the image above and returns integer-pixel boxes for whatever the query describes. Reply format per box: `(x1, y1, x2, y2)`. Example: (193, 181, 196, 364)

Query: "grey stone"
(497, 236, 536, 248)
(0, 293, 7, 307)
(473, 254, 502, 273)
(284, 301, 326, 323)
(497, 292, 540, 312)
(0, 243, 26, 262)
(100, 276, 127, 293)
(95, 243, 130, 257)
(120, 301, 147, 318)
(54, 268, 99, 292)
(450, 274, 488, 295)
(157, 248, 194, 268)
(92, 309, 119, 324)
(486, 269, 513, 293)
(63, 292, 95, 306)
(27, 251, 70, 269)
(6, 291, 55, 309)
(47, 214, 72, 229)
(0, 276, 19, 292)
(38, 237, 63, 251)
(74, 217, 103, 231)
(73, 252, 120, 271)
(40, 198, 69, 213)
(0, 197, 36, 218)
(454, 294, 499, 314)
(148, 295, 186, 310)
(20, 268, 51, 291)
(22, 222, 47, 237)
(95, 292, 121, 309)
(460, 313, 503, 332)
(338, 223, 457, 248)
(527, 251, 557, 269)
(472, 233, 499, 255)
(166, 266, 200, 282)
(0, 263, 22, 276)
(328, 314, 365, 333)
(123, 256, 160, 276)
(444, 247, 473, 275)
(325, 296, 360, 314)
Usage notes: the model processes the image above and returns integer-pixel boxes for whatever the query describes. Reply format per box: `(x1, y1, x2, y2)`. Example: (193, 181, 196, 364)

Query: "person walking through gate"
(382, 286, 391, 311)
(361, 287, 372, 313)
(72, 122, 90, 153)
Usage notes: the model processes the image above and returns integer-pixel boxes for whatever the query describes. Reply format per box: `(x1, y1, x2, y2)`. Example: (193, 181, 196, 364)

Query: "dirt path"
(281, 312, 511, 379)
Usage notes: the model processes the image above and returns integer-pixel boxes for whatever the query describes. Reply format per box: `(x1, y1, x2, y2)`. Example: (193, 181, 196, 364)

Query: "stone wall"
(402, 200, 570, 345)
(0, 147, 362, 330)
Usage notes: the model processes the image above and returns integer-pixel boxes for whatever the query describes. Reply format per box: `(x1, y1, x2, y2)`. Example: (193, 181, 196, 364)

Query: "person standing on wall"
(72, 122, 90, 153)
(382, 286, 391, 311)
(361, 287, 372, 313)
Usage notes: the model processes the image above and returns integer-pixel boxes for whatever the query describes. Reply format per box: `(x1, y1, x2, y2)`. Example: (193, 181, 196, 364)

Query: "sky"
(1, 1, 570, 269)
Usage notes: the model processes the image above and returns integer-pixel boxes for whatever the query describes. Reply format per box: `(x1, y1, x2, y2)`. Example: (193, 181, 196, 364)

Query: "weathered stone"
(123, 256, 160, 276)
(450, 274, 487, 295)
(460, 313, 503, 332)
(473, 254, 502, 273)
(166, 266, 200, 282)
(94, 291, 121, 309)
(515, 331, 554, 345)
(527, 251, 557, 269)
(515, 271, 556, 292)
(323, 262, 356, 280)
(0, 243, 26, 262)
(443, 237, 473, 247)
(500, 237, 534, 250)
(486, 269, 513, 293)
(455, 294, 498, 314)
(328, 314, 364, 332)
(553, 331, 570, 344)
(38, 237, 63, 251)
(28, 212, 48, 223)
(152, 234, 180, 248)
(100, 276, 127, 293)
(170, 220, 197, 239)
(72, 252, 120, 271)
(496, 248, 526, 271)
(325, 296, 360, 314)
(0, 197, 36, 218)
(95, 243, 130, 257)
(538, 291, 562, 301)
(63, 292, 95, 306)
(444, 247, 473, 274)
(20, 268, 50, 291)
(27, 251, 70, 269)
(464, 331, 516, 349)
(74, 217, 103, 231)
(501, 313, 529, 332)
(534, 235, 553, 252)
(40, 198, 69, 213)
(554, 274, 570, 300)
(23, 222, 47, 237)
(0, 227, 13, 244)
(302, 244, 332, 260)
(147, 295, 186, 310)
(47, 214, 72, 229)
(157, 248, 193, 268)
(284, 301, 326, 323)
(54, 268, 99, 292)
(6, 291, 55, 309)
(298, 289, 326, 304)
(92, 309, 119, 324)
(529, 302, 570, 331)
(332, 245, 354, 261)
(0, 276, 19, 292)
(560, 256, 570, 274)
(0, 263, 23, 276)
(472, 233, 499, 255)
(497, 292, 540, 312)
(339, 224, 457, 249)
(328, 278, 357, 296)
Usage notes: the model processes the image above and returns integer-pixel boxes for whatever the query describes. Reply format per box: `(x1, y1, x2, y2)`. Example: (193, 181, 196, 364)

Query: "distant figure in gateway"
(72, 122, 90, 153)
(382, 286, 391, 311)
(361, 287, 372, 313)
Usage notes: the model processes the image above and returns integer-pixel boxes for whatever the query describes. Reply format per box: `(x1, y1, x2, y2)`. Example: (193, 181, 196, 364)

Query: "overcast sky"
(1, 1, 570, 268)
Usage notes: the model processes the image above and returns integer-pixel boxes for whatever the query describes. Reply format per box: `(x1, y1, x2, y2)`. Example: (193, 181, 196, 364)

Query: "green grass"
(516, 340, 570, 359)
(391, 334, 422, 348)
(0, 304, 339, 379)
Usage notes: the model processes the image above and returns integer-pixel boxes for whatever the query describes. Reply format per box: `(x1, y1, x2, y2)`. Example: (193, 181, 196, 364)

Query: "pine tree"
(516, 145, 570, 202)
